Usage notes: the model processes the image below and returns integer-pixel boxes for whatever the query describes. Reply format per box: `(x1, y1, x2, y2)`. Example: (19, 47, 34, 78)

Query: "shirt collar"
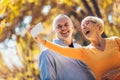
(53, 39, 81, 48)
(53, 39, 69, 47)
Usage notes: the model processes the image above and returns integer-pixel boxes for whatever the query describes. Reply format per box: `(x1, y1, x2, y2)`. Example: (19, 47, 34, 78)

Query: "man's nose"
(61, 25, 67, 30)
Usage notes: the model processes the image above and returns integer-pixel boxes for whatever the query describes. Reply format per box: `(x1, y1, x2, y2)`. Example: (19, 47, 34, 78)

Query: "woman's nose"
(82, 25, 87, 29)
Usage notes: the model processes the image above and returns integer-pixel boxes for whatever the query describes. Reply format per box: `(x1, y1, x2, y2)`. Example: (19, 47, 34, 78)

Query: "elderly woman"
(34, 16, 120, 80)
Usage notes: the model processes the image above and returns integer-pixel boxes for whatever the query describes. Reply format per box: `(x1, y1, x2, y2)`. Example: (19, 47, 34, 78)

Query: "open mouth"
(61, 31, 69, 36)
(62, 31, 69, 34)
(85, 30, 90, 35)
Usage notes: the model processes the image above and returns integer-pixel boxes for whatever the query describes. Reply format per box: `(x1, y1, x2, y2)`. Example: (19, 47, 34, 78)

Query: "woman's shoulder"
(106, 36, 120, 45)
(106, 36, 120, 40)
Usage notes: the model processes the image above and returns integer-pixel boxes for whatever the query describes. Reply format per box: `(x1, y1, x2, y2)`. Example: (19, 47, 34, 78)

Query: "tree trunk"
(81, 0, 93, 16)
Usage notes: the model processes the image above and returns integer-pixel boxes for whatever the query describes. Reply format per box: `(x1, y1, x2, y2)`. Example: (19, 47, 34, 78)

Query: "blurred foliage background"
(0, 0, 120, 80)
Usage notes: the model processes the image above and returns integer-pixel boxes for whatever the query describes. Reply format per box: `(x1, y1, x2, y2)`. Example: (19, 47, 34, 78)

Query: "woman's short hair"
(81, 16, 104, 34)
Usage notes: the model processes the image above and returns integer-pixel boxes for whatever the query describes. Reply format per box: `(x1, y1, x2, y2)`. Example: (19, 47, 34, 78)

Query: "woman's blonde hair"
(81, 16, 104, 34)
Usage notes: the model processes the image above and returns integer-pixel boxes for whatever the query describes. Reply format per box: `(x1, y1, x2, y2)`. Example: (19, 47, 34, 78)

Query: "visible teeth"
(62, 31, 68, 33)
(62, 32, 67, 33)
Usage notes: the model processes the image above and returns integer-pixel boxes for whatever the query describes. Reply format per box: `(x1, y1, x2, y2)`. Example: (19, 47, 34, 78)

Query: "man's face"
(54, 17, 74, 40)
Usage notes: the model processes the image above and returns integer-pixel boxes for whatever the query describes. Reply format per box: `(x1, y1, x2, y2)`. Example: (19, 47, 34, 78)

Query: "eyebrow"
(65, 22, 68, 25)
(57, 21, 69, 26)
(57, 23, 62, 27)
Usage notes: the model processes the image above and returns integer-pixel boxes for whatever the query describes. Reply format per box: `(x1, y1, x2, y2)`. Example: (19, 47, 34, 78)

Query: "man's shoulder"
(40, 49, 52, 55)
(73, 42, 82, 48)
(41, 48, 50, 53)
(40, 48, 57, 58)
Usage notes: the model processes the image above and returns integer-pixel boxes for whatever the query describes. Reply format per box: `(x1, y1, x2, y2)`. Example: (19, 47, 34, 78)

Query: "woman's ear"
(96, 24, 103, 34)
(97, 24, 102, 31)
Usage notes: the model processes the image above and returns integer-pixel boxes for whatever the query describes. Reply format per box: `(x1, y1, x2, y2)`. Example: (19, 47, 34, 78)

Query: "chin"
(62, 36, 69, 39)
(85, 36, 91, 40)
(62, 36, 70, 39)
(85, 37, 89, 40)
(62, 34, 70, 38)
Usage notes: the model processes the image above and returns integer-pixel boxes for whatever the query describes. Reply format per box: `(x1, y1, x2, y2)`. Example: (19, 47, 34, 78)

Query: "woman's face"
(81, 20, 98, 40)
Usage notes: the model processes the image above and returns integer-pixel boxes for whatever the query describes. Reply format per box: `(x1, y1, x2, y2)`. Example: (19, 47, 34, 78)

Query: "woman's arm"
(102, 68, 120, 80)
(34, 34, 84, 60)
(115, 36, 120, 50)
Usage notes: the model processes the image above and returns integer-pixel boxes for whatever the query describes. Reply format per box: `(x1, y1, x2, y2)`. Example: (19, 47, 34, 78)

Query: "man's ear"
(72, 25, 74, 29)
(70, 25, 74, 31)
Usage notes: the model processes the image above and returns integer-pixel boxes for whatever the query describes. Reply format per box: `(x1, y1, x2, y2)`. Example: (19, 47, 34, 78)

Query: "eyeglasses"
(89, 20, 96, 24)
(81, 20, 96, 27)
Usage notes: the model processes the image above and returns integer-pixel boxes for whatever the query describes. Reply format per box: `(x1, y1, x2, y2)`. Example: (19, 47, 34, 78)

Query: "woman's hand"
(28, 26, 46, 45)
(34, 34, 46, 44)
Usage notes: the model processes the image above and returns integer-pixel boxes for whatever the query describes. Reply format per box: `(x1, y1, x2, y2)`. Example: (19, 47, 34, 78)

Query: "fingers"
(28, 25, 35, 32)
(28, 27, 33, 32)
(34, 34, 42, 42)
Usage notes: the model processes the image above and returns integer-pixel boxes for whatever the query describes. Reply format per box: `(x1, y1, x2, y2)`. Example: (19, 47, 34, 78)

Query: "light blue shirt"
(39, 39, 96, 80)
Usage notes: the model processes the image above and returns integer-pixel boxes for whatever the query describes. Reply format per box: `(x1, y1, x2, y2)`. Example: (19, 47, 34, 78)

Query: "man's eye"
(57, 25, 62, 29)
(65, 23, 69, 26)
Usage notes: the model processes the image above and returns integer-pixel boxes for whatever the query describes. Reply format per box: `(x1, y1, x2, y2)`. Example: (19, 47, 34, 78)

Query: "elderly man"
(39, 14, 95, 80)
(35, 16, 120, 80)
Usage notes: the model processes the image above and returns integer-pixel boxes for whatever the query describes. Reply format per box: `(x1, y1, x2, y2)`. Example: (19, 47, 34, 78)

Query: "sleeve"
(39, 50, 56, 80)
(115, 36, 120, 50)
(44, 40, 85, 60)
(102, 68, 120, 80)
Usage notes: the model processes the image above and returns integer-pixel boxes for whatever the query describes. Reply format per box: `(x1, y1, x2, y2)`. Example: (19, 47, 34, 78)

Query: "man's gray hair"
(53, 14, 73, 30)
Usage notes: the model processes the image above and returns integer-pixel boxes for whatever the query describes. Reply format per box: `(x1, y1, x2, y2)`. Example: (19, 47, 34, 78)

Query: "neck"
(61, 37, 72, 45)
(65, 38, 72, 45)
(90, 36, 104, 47)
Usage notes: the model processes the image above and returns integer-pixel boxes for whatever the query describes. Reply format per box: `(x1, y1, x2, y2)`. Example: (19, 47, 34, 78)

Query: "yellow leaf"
(34, 69, 39, 75)
(34, 0, 40, 5)
(30, 63, 34, 69)
(28, 0, 34, 3)
(21, 0, 26, 4)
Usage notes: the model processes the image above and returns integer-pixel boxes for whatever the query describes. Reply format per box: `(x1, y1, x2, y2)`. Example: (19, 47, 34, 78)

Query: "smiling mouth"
(61, 30, 69, 34)
(85, 30, 90, 35)
(61, 31, 69, 36)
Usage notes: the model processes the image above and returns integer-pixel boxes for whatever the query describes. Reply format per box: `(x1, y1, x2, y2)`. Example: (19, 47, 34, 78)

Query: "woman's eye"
(86, 22, 90, 25)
